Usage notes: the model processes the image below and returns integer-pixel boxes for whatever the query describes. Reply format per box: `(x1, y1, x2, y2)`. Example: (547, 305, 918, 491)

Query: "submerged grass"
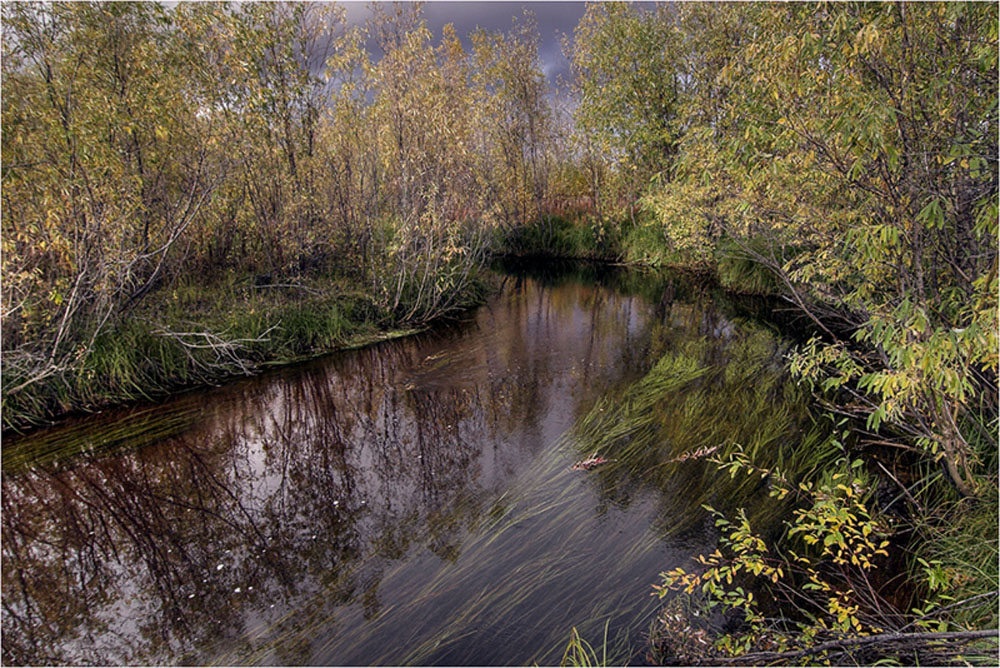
(218, 441, 663, 666)
(564, 326, 842, 538)
(0, 399, 206, 473)
(560, 318, 997, 663)
(550, 319, 846, 663)
(560, 622, 611, 667)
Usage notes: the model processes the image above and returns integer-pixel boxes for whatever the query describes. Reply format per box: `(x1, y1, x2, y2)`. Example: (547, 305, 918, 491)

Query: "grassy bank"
(909, 408, 999, 633)
(500, 215, 789, 297)
(498, 214, 626, 261)
(2, 268, 490, 433)
(1, 232, 795, 435)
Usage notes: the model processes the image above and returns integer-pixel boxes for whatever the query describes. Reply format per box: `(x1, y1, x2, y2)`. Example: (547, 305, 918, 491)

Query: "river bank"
(499, 215, 784, 297)
(497, 245, 1000, 664)
(3, 261, 995, 666)
(1, 267, 491, 434)
(0, 233, 780, 436)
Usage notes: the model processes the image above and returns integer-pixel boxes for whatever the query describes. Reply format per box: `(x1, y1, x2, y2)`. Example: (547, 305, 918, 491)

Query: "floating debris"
(571, 453, 616, 471)
(668, 444, 720, 463)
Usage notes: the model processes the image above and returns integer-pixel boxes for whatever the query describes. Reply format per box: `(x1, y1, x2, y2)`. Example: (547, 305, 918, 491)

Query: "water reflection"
(2, 267, 804, 666)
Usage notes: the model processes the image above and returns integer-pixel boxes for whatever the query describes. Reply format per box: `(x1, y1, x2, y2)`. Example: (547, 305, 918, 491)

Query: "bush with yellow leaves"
(652, 454, 997, 666)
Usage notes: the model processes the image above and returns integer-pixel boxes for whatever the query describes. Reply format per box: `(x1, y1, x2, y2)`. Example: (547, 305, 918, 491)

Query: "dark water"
(1, 264, 815, 666)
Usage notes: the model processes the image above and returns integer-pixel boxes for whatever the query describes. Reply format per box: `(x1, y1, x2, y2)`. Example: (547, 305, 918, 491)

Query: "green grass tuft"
(2, 268, 483, 433)
(715, 238, 785, 296)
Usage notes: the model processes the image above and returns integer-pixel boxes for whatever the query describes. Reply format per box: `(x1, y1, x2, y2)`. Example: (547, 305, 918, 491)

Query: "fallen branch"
(151, 323, 279, 375)
(721, 629, 998, 666)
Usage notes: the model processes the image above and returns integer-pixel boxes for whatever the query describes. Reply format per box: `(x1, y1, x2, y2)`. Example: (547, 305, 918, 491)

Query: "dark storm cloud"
(341, 1, 589, 91)
(422, 2, 587, 87)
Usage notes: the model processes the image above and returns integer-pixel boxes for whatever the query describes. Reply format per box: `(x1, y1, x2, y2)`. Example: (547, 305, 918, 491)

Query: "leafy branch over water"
(653, 453, 998, 666)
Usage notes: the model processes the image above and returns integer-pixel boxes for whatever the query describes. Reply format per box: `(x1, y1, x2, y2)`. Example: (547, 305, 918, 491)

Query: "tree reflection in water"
(2, 268, 800, 665)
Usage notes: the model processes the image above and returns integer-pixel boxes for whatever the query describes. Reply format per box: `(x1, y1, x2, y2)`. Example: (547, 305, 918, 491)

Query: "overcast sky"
(341, 1, 590, 91)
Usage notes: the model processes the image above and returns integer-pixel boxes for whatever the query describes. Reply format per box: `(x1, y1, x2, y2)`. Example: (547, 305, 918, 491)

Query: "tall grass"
(1, 268, 481, 432)
(501, 215, 795, 301)
(620, 219, 702, 268)
(909, 408, 999, 631)
(560, 623, 610, 667)
(715, 237, 785, 296)
(499, 215, 624, 260)
(501, 213, 715, 269)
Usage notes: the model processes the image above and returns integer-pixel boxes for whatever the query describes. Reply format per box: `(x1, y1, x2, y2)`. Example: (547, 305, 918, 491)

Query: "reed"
(620, 219, 701, 268)
(908, 408, 999, 631)
(499, 215, 624, 261)
(560, 623, 609, 667)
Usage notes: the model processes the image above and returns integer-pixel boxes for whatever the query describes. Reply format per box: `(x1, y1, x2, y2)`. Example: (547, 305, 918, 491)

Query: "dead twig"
(150, 323, 279, 375)
(720, 629, 998, 666)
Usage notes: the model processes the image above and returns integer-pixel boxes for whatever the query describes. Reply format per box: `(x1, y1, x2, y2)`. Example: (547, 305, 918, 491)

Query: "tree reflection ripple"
(2, 267, 803, 666)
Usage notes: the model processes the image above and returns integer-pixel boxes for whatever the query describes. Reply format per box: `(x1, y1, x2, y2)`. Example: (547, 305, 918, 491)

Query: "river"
(2, 262, 822, 665)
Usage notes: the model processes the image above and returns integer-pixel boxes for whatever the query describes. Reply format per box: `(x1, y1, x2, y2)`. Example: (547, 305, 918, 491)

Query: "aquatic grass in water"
(2, 265, 839, 666)
(209, 443, 668, 666)
(564, 327, 842, 538)
(560, 622, 613, 667)
(1, 400, 207, 473)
